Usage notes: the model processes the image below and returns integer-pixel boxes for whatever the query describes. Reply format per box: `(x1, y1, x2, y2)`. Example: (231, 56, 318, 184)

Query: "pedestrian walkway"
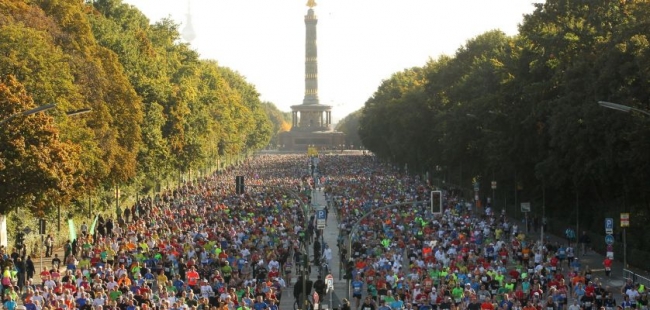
(528, 228, 639, 303)
(280, 188, 344, 310)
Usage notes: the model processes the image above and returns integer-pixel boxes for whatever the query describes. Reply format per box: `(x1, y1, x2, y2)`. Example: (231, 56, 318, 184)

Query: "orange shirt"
(571, 276, 584, 286)
(187, 270, 200, 286)
(522, 248, 531, 259)
(118, 276, 132, 287)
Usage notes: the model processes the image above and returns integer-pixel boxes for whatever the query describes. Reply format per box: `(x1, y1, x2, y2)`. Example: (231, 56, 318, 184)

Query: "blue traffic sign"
(605, 218, 614, 230)
(317, 209, 326, 220)
(605, 234, 615, 245)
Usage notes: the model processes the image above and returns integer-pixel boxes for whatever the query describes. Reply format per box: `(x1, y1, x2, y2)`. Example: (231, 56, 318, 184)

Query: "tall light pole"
(2, 104, 89, 247)
(597, 100, 649, 273)
(0, 103, 56, 125)
(598, 101, 650, 117)
(56, 108, 93, 232)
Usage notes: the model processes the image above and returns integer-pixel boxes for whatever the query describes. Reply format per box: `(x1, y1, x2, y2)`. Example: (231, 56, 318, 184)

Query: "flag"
(89, 215, 99, 236)
(68, 219, 77, 241)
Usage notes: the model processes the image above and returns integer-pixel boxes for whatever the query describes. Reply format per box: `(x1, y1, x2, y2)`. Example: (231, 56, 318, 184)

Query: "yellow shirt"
(157, 273, 168, 284)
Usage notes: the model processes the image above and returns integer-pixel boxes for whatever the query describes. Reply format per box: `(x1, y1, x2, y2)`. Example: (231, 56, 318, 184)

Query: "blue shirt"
(76, 298, 87, 308)
(352, 280, 364, 293)
(4, 300, 17, 310)
(173, 279, 185, 291)
(253, 302, 268, 310)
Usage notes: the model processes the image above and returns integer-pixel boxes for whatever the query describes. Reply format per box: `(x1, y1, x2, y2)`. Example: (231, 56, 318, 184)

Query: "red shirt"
(63, 282, 77, 293)
(604, 258, 613, 268)
(40, 270, 51, 280)
(481, 301, 495, 310)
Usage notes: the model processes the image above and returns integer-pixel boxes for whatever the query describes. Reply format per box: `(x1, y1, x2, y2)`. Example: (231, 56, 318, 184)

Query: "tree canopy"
(0, 0, 276, 216)
(358, 0, 650, 264)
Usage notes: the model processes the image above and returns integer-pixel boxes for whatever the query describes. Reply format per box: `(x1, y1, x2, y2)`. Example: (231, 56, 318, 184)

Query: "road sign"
(605, 234, 615, 245)
(605, 218, 614, 235)
(621, 213, 630, 227)
(491, 181, 497, 190)
(316, 209, 326, 229)
(520, 202, 531, 213)
(325, 274, 334, 290)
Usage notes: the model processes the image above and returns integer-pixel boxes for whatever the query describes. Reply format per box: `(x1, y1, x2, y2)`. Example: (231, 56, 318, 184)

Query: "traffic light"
(235, 176, 245, 194)
(15, 232, 25, 249)
(431, 190, 443, 214)
(39, 219, 46, 235)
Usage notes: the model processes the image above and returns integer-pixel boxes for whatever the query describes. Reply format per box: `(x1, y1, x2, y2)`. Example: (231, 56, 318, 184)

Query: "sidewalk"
(31, 246, 67, 284)
(279, 188, 344, 310)
(528, 227, 633, 302)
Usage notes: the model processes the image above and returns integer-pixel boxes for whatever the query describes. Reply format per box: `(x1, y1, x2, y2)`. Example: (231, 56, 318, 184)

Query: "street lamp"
(598, 101, 650, 117)
(2, 104, 91, 247)
(597, 100, 650, 275)
(65, 108, 92, 117)
(0, 103, 56, 125)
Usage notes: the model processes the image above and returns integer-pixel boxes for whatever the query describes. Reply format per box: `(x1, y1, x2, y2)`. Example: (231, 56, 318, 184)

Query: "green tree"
(0, 75, 83, 215)
(335, 109, 363, 147)
(262, 101, 291, 147)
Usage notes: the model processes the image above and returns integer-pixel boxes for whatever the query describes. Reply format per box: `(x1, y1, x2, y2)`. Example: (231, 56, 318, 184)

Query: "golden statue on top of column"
(307, 0, 317, 8)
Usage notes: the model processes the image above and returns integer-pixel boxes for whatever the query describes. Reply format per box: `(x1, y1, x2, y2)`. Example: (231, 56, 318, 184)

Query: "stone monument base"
(279, 130, 345, 151)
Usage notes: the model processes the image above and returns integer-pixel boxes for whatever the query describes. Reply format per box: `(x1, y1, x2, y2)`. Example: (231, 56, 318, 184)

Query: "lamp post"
(597, 100, 649, 273)
(55, 108, 93, 232)
(598, 101, 650, 117)
(0, 103, 56, 125)
(2, 104, 89, 247)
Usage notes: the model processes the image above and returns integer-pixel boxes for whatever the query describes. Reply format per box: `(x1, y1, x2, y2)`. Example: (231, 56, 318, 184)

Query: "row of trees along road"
(0, 0, 286, 242)
(355, 0, 650, 266)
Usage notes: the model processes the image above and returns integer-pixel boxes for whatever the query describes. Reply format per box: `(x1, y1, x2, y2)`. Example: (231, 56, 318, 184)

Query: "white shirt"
(106, 280, 119, 290)
(92, 297, 106, 306)
(322, 248, 332, 261)
(626, 289, 640, 301)
(200, 284, 214, 298)
(43, 279, 56, 290)
(268, 260, 280, 270)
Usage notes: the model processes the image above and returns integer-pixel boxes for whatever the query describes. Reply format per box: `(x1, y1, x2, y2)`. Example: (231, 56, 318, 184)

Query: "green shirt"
(452, 286, 464, 299)
(109, 290, 123, 301)
(222, 265, 232, 277)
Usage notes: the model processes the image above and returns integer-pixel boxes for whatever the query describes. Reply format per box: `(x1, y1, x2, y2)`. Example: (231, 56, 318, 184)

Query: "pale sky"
(121, 0, 538, 122)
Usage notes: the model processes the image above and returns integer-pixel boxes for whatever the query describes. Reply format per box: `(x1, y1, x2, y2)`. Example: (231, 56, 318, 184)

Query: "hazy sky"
(121, 0, 538, 122)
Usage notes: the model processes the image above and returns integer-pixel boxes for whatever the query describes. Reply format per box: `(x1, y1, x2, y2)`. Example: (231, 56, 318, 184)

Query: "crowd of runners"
(325, 156, 639, 310)
(0, 154, 644, 310)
